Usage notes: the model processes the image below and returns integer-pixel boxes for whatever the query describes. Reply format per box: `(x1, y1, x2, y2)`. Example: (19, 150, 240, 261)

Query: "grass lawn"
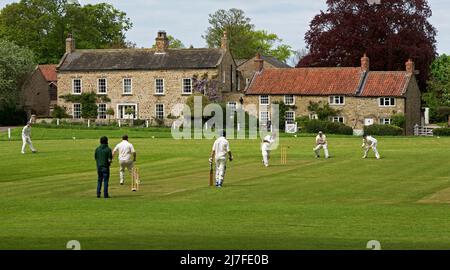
(0, 127, 450, 250)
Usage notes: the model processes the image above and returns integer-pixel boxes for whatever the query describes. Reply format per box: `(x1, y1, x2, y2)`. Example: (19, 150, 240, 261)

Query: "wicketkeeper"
(313, 131, 329, 158)
(362, 134, 380, 159)
(261, 133, 276, 167)
(21, 122, 37, 154)
(113, 135, 136, 185)
(209, 130, 233, 188)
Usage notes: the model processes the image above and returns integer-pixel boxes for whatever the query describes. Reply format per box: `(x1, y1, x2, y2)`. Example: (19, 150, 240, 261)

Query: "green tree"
(0, 39, 35, 112)
(152, 35, 185, 49)
(423, 54, 450, 122)
(60, 92, 110, 120)
(307, 101, 340, 121)
(0, 0, 133, 64)
(203, 8, 291, 62)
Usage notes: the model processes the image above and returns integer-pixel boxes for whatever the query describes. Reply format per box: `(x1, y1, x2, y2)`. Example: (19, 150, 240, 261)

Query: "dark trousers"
(97, 166, 110, 197)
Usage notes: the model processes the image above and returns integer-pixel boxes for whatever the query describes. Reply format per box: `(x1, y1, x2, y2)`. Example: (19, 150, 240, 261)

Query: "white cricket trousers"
(22, 136, 35, 153)
(119, 160, 134, 183)
(215, 158, 227, 185)
(262, 150, 270, 166)
(314, 144, 329, 158)
(363, 143, 380, 159)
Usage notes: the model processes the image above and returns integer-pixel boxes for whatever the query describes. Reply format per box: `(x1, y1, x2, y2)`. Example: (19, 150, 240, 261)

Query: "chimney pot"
(221, 31, 229, 50)
(361, 53, 369, 72)
(66, 34, 75, 54)
(155, 30, 169, 53)
(406, 59, 415, 74)
(254, 52, 264, 72)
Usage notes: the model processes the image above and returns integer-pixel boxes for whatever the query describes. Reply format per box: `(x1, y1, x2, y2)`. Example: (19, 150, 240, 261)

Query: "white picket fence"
(414, 125, 434, 136)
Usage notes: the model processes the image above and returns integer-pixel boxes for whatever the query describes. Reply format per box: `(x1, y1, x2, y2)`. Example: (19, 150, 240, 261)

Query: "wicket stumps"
(131, 167, 140, 192)
(281, 146, 287, 165)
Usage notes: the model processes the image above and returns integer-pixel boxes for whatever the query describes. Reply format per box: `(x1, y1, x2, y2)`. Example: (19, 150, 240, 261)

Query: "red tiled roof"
(38, 65, 57, 82)
(360, 72, 411, 97)
(246, 68, 364, 96)
(246, 68, 411, 97)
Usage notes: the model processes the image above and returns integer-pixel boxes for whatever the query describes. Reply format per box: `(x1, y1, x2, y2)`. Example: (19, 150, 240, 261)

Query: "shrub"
(303, 120, 353, 135)
(51, 105, 69, 119)
(364, 124, 403, 136)
(433, 128, 450, 136)
(392, 113, 406, 128)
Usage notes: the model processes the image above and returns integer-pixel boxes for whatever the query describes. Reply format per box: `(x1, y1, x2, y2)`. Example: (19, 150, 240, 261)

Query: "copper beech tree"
(298, 0, 437, 90)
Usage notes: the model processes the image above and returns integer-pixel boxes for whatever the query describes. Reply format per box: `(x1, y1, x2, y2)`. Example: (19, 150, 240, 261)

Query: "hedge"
(303, 120, 353, 135)
(433, 128, 450, 136)
(363, 124, 403, 136)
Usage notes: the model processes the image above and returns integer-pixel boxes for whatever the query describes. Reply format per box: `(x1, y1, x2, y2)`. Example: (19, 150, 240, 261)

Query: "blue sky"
(1, 0, 448, 58)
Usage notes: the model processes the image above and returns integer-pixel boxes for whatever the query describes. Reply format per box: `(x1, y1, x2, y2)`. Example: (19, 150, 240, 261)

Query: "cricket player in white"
(113, 135, 136, 185)
(261, 133, 276, 167)
(21, 123, 36, 154)
(313, 131, 329, 158)
(209, 131, 233, 188)
(362, 134, 380, 159)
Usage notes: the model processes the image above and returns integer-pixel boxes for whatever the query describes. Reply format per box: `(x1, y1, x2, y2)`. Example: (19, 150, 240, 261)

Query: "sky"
(0, 0, 448, 63)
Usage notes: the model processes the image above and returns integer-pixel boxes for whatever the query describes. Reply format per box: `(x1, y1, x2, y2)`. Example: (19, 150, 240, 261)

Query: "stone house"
(56, 31, 237, 124)
(21, 65, 58, 118)
(244, 55, 421, 135)
(236, 53, 291, 90)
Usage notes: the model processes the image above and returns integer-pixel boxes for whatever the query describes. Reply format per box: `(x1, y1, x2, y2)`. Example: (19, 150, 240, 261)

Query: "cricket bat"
(209, 161, 213, 186)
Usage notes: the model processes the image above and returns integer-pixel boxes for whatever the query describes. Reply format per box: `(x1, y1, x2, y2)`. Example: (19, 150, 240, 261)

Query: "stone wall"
(243, 94, 406, 131)
(21, 67, 51, 117)
(57, 69, 219, 122)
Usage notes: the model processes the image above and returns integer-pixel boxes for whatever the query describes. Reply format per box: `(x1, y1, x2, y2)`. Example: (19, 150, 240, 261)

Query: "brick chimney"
(155, 31, 169, 53)
(254, 52, 264, 72)
(221, 31, 229, 50)
(406, 59, 415, 74)
(66, 33, 75, 54)
(361, 54, 369, 72)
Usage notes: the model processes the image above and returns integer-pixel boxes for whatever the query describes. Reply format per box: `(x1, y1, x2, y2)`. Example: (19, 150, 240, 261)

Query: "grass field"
(1, 127, 450, 250)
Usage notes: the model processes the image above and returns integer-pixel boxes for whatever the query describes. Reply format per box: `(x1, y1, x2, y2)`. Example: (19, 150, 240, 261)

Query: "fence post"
(57, 119, 60, 126)
(146, 119, 149, 128)
(8, 128, 11, 140)
(87, 119, 90, 128)
(118, 120, 121, 128)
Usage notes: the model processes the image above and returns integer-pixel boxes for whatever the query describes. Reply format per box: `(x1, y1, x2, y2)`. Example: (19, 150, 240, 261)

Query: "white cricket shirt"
(212, 136, 230, 160)
(113, 140, 136, 162)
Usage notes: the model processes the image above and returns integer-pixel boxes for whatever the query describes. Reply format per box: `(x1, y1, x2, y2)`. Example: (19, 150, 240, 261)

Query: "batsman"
(209, 130, 233, 188)
(313, 131, 329, 159)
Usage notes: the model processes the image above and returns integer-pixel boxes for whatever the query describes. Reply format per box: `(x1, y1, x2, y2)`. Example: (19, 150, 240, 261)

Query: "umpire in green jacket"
(95, 136, 113, 198)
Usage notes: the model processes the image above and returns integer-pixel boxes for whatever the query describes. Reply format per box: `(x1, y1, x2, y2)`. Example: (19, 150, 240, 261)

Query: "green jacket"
(95, 144, 112, 168)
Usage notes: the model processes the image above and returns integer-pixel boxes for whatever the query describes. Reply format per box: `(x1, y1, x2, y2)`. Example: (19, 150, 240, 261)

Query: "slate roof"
(246, 68, 412, 97)
(38, 65, 57, 82)
(58, 48, 225, 71)
(237, 55, 291, 69)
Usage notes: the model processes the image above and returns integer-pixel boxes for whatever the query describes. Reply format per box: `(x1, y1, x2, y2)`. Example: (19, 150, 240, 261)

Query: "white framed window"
(309, 114, 318, 120)
(285, 111, 295, 124)
(117, 104, 137, 119)
(379, 97, 395, 107)
(155, 104, 164, 120)
(155, 78, 164, 95)
(97, 78, 107, 94)
(182, 78, 192, 94)
(73, 103, 82, 119)
(259, 95, 269, 105)
(260, 111, 269, 126)
(329, 95, 345, 105)
(284, 95, 295, 105)
(97, 103, 107, 119)
(227, 102, 237, 112)
(330, 116, 344, 123)
(123, 78, 132, 95)
(72, 79, 82, 94)
(380, 118, 392, 125)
